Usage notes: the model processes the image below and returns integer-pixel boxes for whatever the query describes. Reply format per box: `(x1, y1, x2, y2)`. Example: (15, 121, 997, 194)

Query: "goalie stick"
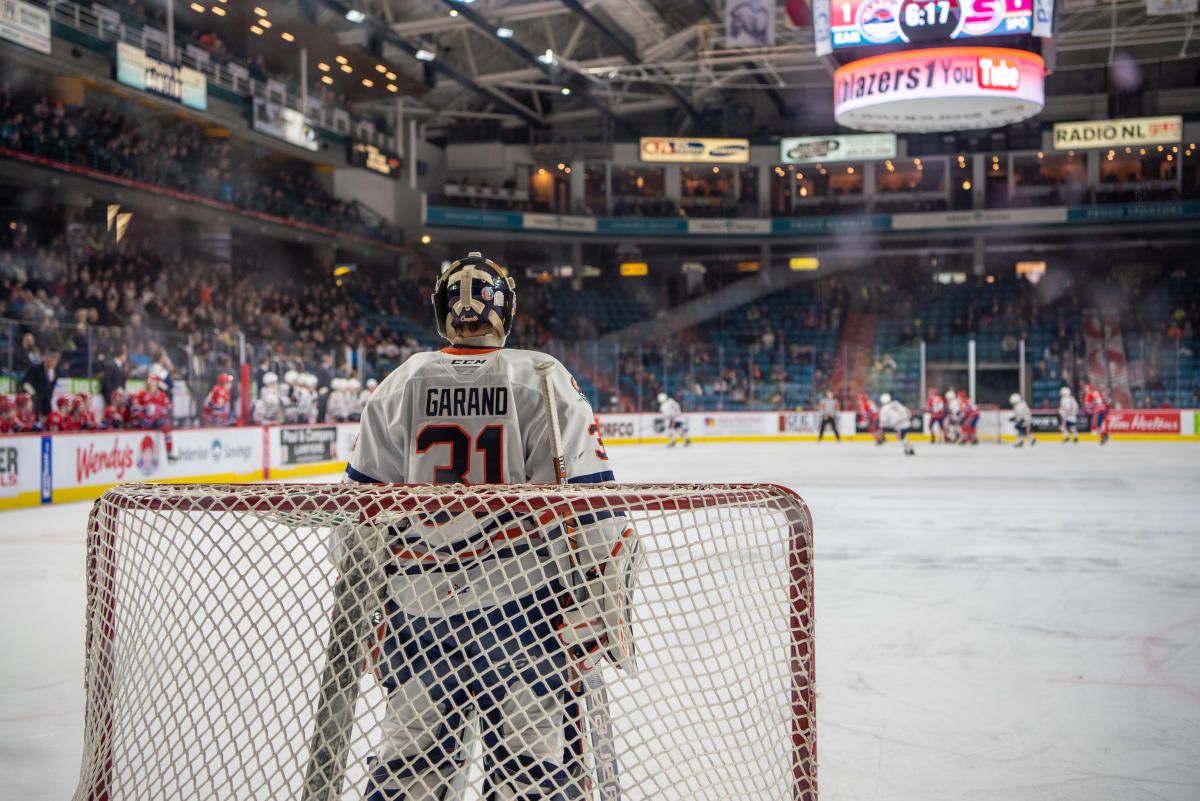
(536, 361, 622, 801)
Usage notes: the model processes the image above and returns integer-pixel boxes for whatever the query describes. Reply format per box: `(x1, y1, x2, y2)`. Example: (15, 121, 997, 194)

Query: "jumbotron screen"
(831, 0, 1033, 49)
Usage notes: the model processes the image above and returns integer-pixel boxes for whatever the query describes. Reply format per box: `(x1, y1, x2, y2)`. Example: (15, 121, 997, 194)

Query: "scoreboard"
(830, 0, 1033, 49)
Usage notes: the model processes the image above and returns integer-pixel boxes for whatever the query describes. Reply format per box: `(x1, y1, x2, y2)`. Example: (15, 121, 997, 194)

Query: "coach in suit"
(100, 346, 128, 404)
(22, 350, 62, 417)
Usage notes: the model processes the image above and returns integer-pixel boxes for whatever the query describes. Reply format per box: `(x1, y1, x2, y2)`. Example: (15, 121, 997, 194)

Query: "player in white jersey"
(325, 377, 349, 422)
(251, 372, 284, 424)
(347, 377, 365, 420)
(878, 393, 915, 455)
(347, 252, 638, 801)
(1010, 392, 1036, 447)
(656, 391, 690, 446)
(1058, 386, 1080, 443)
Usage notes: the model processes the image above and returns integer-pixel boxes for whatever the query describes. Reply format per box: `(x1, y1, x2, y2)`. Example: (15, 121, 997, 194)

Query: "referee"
(818, 390, 841, 442)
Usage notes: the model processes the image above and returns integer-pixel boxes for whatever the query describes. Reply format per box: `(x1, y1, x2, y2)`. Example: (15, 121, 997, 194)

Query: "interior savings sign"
(833, 46, 1043, 132)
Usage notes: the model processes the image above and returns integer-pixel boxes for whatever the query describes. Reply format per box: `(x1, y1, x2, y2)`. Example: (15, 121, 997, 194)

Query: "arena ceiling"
(318, 0, 1200, 138)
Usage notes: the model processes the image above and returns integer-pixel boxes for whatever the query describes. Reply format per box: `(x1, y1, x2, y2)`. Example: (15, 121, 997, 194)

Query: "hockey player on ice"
(877, 393, 915, 455)
(1010, 392, 1036, 447)
(1058, 386, 1080, 443)
(925, 388, 945, 444)
(957, 390, 979, 445)
(345, 252, 639, 801)
(1082, 383, 1110, 444)
(943, 388, 962, 444)
(657, 391, 690, 446)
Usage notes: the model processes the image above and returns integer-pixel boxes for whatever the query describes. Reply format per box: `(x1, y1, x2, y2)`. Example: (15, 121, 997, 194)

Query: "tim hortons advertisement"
(280, 426, 337, 465)
(1106, 410, 1181, 435)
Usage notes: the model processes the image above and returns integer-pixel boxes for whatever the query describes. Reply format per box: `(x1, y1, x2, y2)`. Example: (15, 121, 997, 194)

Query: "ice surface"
(2, 441, 1198, 801)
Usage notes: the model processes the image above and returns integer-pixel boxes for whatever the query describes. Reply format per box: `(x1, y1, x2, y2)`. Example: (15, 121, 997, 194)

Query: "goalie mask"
(431, 252, 517, 343)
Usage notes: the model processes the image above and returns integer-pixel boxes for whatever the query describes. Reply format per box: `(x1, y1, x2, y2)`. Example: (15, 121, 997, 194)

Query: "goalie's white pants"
(365, 585, 588, 801)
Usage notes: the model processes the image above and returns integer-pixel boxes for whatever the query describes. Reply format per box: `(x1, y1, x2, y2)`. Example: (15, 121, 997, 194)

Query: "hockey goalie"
(344, 252, 641, 801)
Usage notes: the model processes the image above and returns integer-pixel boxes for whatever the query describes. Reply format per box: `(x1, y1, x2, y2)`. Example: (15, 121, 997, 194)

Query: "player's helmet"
(284, 370, 298, 386)
(111, 387, 125, 402)
(304, 374, 318, 389)
(366, 378, 378, 390)
(944, 390, 955, 400)
(432, 252, 517, 342)
(262, 372, 278, 386)
(56, 396, 70, 410)
(958, 390, 969, 400)
(880, 393, 891, 404)
(217, 373, 233, 386)
(331, 378, 346, 392)
(657, 392, 667, 404)
(0, 395, 11, 412)
(1060, 386, 1071, 397)
(15, 392, 31, 408)
(347, 378, 361, 392)
(1009, 393, 1022, 405)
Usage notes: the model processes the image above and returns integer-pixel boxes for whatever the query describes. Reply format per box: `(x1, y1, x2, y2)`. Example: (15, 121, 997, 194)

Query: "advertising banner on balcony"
(252, 98, 318, 152)
(780, 133, 897, 164)
(0, 0, 50, 55)
(639, 137, 750, 164)
(1051, 116, 1183, 150)
(115, 42, 208, 111)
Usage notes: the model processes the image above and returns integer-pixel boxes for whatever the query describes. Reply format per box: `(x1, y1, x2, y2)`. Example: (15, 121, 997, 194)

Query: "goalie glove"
(556, 520, 642, 684)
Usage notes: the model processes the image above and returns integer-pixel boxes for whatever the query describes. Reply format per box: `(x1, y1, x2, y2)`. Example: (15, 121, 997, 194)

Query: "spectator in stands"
(22, 349, 61, 417)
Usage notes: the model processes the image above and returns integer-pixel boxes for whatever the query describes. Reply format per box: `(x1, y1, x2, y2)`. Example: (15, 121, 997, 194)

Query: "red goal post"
(77, 482, 817, 801)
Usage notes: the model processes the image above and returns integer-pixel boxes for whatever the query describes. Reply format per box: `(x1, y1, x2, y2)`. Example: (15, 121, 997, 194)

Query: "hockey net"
(75, 483, 815, 801)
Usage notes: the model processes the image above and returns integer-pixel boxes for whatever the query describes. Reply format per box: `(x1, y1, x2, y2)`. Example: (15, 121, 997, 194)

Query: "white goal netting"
(75, 483, 815, 801)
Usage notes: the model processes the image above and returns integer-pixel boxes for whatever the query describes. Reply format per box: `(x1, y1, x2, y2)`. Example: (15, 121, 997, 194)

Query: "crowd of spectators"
(0, 87, 400, 243)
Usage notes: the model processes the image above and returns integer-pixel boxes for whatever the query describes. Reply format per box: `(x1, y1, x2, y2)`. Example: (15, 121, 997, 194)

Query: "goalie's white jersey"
(346, 346, 617, 615)
(349, 346, 612, 486)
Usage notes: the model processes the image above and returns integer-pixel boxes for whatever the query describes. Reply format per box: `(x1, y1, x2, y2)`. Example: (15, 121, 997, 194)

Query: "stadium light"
(789, 256, 819, 271)
(211, 5, 225, 14)
(560, 87, 570, 95)
(250, 25, 263, 34)
(387, 84, 398, 92)
(259, 18, 271, 27)
(253, 6, 267, 16)
(189, 3, 205, 12)
(415, 49, 436, 61)
(496, 27, 514, 38)
(537, 49, 555, 65)
(281, 31, 294, 41)
(345, 8, 366, 22)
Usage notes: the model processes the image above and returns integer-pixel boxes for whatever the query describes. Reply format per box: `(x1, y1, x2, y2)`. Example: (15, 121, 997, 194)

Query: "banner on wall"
(253, 98, 318, 152)
(0, 0, 51, 55)
(0, 441, 20, 496)
(639, 137, 750, 164)
(1051, 116, 1183, 150)
(115, 42, 208, 111)
(279, 426, 337, 465)
(780, 133, 897, 164)
(725, 0, 776, 47)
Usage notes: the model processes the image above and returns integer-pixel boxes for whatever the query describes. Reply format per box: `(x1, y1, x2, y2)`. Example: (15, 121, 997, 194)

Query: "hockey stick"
(536, 362, 621, 801)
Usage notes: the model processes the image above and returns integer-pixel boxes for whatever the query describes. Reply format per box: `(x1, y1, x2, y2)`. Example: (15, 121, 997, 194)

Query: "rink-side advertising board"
(0, 435, 43, 508)
(267, 423, 360, 479)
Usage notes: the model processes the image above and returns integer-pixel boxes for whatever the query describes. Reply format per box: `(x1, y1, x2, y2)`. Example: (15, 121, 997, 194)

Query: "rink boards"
(1, 410, 1197, 510)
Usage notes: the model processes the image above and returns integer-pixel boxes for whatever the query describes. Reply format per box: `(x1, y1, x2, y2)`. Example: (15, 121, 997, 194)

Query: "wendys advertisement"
(52, 426, 263, 502)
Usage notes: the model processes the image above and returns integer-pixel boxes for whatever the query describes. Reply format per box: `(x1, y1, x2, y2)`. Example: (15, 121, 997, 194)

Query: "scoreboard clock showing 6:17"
(831, 0, 1032, 48)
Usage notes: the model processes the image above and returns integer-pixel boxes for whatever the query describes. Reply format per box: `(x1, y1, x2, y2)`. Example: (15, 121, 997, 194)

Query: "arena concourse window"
(1012, 152, 1087, 206)
(611, 166, 671, 217)
(1096, 148, 1181, 204)
(584, 163, 608, 215)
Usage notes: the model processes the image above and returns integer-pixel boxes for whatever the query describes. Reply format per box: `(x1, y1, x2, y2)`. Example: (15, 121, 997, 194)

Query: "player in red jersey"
(857, 392, 882, 443)
(0, 395, 15, 433)
(957, 390, 979, 445)
(102, 388, 129, 430)
(132, 373, 176, 460)
(1082, 383, 1110, 444)
(44, 396, 74, 432)
(202, 372, 235, 426)
(925, 388, 946, 443)
(72, 393, 98, 430)
(12, 393, 40, 432)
